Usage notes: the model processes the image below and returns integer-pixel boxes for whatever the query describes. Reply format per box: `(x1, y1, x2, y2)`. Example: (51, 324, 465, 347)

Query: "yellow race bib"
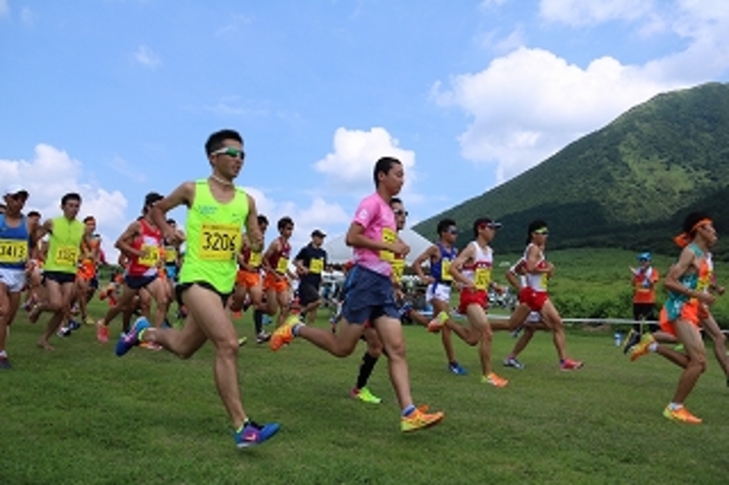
(379, 228, 396, 262)
(199, 223, 240, 261)
(165, 248, 177, 264)
(392, 259, 405, 283)
(276, 257, 289, 274)
(0, 239, 28, 264)
(474, 267, 491, 290)
(441, 259, 453, 281)
(540, 273, 549, 290)
(139, 245, 160, 267)
(248, 251, 263, 268)
(310, 258, 324, 274)
(55, 246, 79, 267)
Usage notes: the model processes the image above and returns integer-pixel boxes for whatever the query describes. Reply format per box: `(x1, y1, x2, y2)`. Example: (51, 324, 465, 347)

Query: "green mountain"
(414, 82, 729, 258)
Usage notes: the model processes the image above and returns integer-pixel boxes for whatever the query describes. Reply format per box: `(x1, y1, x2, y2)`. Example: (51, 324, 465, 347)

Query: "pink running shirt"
(351, 192, 396, 277)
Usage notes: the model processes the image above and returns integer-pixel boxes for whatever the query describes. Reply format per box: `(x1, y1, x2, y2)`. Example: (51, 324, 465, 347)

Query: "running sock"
(356, 351, 379, 390)
(648, 342, 658, 353)
(402, 404, 416, 417)
(253, 310, 263, 334)
(0, 350, 7, 358)
(292, 323, 305, 336)
(668, 402, 683, 411)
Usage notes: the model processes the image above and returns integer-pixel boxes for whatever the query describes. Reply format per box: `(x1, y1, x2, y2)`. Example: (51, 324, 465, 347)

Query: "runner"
(505, 220, 583, 371)
(29, 193, 88, 350)
(231, 214, 270, 343)
(115, 128, 279, 447)
(95, 193, 170, 343)
(262, 217, 297, 327)
(429, 217, 509, 387)
(630, 212, 717, 424)
(22, 210, 44, 312)
(0, 185, 39, 368)
(162, 218, 185, 319)
(269, 156, 444, 432)
(74, 216, 102, 326)
(412, 218, 467, 375)
(294, 229, 328, 326)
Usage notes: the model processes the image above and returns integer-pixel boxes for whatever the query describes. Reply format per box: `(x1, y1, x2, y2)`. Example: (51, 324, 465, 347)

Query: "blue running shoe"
(398, 301, 413, 318)
(115, 317, 151, 357)
(68, 320, 82, 331)
(234, 420, 280, 448)
(448, 362, 468, 375)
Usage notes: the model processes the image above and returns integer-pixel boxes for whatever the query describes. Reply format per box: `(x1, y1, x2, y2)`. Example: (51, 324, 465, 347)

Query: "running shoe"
(398, 302, 413, 318)
(629, 333, 655, 362)
(95, 321, 109, 343)
(503, 357, 525, 370)
(663, 405, 702, 424)
(269, 317, 298, 351)
(448, 362, 468, 375)
(401, 407, 444, 432)
(352, 387, 382, 404)
(0, 356, 11, 370)
(238, 337, 248, 347)
(560, 358, 584, 370)
(68, 320, 81, 331)
(481, 372, 509, 387)
(57, 326, 72, 338)
(427, 311, 448, 333)
(510, 326, 524, 338)
(234, 420, 280, 448)
(256, 331, 271, 344)
(84, 316, 95, 326)
(622, 329, 641, 354)
(115, 317, 151, 357)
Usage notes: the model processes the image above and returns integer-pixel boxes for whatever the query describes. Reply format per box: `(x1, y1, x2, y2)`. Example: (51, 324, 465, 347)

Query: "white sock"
(0, 350, 7, 358)
(668, 402, 683, 411)
(648, 342, 658, 352)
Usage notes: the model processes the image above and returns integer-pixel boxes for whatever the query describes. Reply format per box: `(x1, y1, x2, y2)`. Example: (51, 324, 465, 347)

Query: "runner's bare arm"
(244, 194, 263, 253)
(115, 221, 143, 258)
(412, 245, 438, 283)
(151, 182, 195, 243)
(449, 244, 475, 288)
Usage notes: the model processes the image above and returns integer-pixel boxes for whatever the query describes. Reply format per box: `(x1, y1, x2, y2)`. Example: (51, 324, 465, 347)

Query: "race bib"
(139, 245, 160, 267)
(0, 239, 28, 264)
(697, 273, 711, 292)
(276, 257, 289, 274)
(55, 246, 79, 267)
(310, 258, 324, 274)
(474, 267, 491, 290)
(199, 223, 240, 261)
(248, 251, 262, 268)
(441, 259, 453, 281)
(392, 259, 405, 283)
(540, 273, 549, 290)
(379, 228, 396, 262)
(165, 248, 177, 264)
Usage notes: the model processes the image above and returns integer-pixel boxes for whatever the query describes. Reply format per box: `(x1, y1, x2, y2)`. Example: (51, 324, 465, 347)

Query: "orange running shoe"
(427, 311, 448, 333)
(401, 406, 444, 432)
(663, 405, 702, 424)
(96, 321, 109, 344)
(630, 333, 655, 362)
(481, 372, 509, 388)
(269, 317, 298, 351)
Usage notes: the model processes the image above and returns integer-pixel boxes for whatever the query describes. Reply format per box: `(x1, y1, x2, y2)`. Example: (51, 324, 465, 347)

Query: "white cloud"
(432, 47, 686, 183)
(433, 2, 729, 184)
(133, 45, 161, 68)
(0, 144, 129, 262)
(0, 0, 8, 17)
(539, 0, 656, 26)
(244, 187, 350, 246)
(215, 14, 253, 37)
(107, 155, 146, 183)
(313, 127, 417, 195)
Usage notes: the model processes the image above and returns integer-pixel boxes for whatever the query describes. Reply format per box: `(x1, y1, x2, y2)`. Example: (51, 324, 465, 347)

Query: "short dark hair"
(257, 214, 269, 225)
(83, 216, 95, 223)
(373, 156, 402, 187)
(527, 219, 548, 244)
(61, 193, 81, 207)
(28, 210, 41, 218)
(143, 192, 164, 213)
(390, 197, 403, 207)
(278, 216, 294, 230)
(683, 211, 711, 237)
(473, 217, 494, 237)
(166, 218, 176, 225)
(205, 129, 243, 156)
(437, 218, 456, 235)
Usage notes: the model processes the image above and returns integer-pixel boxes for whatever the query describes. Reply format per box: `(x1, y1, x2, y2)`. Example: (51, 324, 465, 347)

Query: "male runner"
(294, 229, 328, 326)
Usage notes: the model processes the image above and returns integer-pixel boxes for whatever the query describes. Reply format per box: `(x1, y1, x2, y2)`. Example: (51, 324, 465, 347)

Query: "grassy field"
(2, 294, 729, 485)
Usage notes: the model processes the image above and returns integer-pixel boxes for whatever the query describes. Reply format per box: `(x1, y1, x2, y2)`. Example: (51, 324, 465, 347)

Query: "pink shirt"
(351, 192, 396, 277)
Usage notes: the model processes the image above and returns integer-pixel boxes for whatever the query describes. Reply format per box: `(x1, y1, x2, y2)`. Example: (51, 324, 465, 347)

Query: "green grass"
(2, 300, 729, 485)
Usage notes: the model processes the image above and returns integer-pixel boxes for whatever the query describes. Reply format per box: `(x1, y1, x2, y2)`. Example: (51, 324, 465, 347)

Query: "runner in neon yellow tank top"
(30, 193, 89, 351)
(115, 129, 279, 448)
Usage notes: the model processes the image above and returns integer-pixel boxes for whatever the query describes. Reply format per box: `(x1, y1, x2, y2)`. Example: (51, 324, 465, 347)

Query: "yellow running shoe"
(352, 387, 382, 404)
(427, 311, 448, 333)
(401, 407, 444, 432)
(663, 405, 702, 424)
(269, 317, 299, 351)
(630, 333, 655, 362)
(481, 372, 509, 388)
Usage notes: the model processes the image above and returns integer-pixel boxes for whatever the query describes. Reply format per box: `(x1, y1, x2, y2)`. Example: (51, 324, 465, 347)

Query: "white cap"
(5, 184, 29, 196)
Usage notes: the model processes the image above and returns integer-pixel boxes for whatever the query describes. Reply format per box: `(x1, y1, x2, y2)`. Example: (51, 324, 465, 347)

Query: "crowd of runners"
(0, 129, 724, 449)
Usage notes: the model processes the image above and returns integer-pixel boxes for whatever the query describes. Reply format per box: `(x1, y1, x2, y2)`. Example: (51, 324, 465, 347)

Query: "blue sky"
(2, 0, 728, 258)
